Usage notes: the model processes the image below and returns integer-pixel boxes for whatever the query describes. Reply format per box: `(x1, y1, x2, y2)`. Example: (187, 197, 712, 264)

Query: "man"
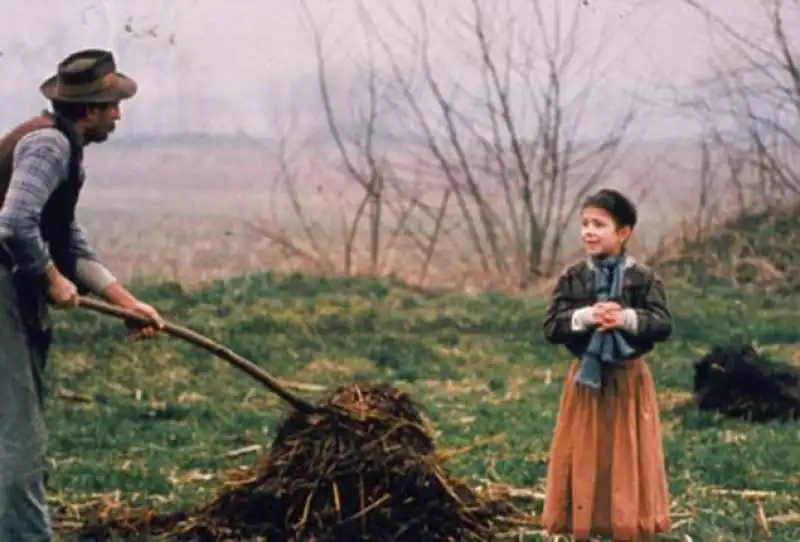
(0, 49, 165, 541)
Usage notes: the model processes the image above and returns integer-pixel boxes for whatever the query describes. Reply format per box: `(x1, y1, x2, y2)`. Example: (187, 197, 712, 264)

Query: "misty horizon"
(1, 0, 793, 147)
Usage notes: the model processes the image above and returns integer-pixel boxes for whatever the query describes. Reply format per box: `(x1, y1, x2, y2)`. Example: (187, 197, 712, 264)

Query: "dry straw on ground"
(54, 381, 537, 541)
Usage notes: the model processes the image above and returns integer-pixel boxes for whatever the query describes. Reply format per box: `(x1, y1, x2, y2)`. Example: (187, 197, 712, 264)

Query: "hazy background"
(0, 0, 795, 284)
(1, 0, 766, 140)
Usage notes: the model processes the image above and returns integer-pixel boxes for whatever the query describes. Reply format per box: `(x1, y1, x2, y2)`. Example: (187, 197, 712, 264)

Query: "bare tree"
(680, 0, 800, 205)
(345, 0, 635, 287)
(241, 1, 440, 281)
(258, 0, 636, 289)
(300, 1, 447, 278)
(640, 0, 800, 291)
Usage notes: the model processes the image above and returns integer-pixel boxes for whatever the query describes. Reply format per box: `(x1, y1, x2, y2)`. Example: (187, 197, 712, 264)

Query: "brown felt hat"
(39, 49, 137, 103)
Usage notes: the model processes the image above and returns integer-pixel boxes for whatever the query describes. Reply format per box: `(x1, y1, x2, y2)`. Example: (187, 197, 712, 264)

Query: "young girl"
(541, 189, 673, 541)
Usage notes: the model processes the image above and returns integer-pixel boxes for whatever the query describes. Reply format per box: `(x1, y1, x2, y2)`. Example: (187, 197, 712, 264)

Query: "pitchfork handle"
(77, 296, 319, 414)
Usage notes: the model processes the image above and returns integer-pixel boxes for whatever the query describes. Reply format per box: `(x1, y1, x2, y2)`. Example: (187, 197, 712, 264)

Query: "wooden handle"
(77, 296, 319, 414)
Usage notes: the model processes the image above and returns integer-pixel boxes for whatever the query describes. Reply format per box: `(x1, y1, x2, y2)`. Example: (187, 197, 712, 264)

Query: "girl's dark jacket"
(542, 256, 673, 360)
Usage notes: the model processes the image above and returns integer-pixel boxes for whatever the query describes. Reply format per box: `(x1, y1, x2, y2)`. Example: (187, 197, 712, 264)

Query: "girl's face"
(580, 206, 631, 256)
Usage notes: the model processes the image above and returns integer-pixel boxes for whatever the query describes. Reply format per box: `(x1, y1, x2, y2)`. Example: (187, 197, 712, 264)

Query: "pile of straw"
(56, 381, 534, 541)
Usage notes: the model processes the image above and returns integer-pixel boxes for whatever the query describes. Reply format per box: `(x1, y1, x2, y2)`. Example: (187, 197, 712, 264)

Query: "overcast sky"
(0, 0, 794, 142)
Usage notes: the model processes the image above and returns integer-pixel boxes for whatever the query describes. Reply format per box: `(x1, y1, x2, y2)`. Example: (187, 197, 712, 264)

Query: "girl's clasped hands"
(591, 301, 624, 330)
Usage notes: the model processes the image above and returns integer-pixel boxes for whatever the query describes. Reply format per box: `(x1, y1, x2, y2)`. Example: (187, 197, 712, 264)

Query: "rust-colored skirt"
(541, 358, 671, 541)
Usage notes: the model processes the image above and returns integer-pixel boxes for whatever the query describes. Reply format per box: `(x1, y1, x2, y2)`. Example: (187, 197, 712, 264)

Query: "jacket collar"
(585, 253, 637, 270)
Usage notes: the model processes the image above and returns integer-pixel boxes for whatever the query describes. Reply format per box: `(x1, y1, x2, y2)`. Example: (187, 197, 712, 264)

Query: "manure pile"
(693, 344, 800, 422)
(56, 381, 534, 541)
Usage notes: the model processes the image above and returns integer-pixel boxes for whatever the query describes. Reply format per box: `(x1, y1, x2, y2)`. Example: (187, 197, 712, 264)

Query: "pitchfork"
(77, 296, 319, 415)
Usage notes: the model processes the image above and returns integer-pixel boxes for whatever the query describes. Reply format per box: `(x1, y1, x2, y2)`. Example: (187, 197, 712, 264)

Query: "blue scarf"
(575, 252, 636, 389)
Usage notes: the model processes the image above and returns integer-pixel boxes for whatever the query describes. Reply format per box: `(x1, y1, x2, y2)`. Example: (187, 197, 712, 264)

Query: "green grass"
(45, 271, 800, 541)
(661, 202, 800, 295)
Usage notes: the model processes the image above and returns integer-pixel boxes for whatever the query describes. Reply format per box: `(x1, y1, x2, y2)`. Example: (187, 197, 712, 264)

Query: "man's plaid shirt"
(0, 127, 115, 294)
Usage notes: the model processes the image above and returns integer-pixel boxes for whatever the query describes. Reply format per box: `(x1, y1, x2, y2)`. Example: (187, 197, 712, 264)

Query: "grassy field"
(45, 268, 800, 540)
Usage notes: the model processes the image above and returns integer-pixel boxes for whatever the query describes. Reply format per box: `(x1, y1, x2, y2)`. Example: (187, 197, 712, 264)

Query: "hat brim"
(39, 71, 138, 103)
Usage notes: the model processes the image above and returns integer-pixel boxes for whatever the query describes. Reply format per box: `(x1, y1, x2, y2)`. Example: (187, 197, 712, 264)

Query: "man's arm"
(0, 128, 145, 308)
(0, 128, 68, 274)
(0, 127, 118, 299)
(69, 223, 140, 306)
(1, 127, 163, 331)
(67, 219, 121, 297)
(81, 241, 164, 332)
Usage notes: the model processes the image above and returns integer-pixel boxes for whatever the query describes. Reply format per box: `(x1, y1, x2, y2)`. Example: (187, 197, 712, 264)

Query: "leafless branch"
(679, 0, 800, 205)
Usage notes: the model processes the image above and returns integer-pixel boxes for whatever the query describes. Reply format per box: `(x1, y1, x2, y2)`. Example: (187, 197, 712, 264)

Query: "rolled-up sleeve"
(74, 257, 116, 295)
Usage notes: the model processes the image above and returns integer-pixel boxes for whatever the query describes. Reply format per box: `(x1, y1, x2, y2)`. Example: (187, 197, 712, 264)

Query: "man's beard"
(86, 124, 114, 143)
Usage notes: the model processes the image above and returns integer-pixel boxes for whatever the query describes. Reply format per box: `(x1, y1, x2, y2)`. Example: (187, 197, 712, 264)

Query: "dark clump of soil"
(57, 381, 531, 541)
(694, 344, 800, 423)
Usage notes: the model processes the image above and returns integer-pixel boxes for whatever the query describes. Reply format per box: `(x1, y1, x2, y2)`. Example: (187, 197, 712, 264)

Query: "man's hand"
(124, 299, 165, 340)
(99, 282, 165, 340)
(44, 264, 79, 310)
